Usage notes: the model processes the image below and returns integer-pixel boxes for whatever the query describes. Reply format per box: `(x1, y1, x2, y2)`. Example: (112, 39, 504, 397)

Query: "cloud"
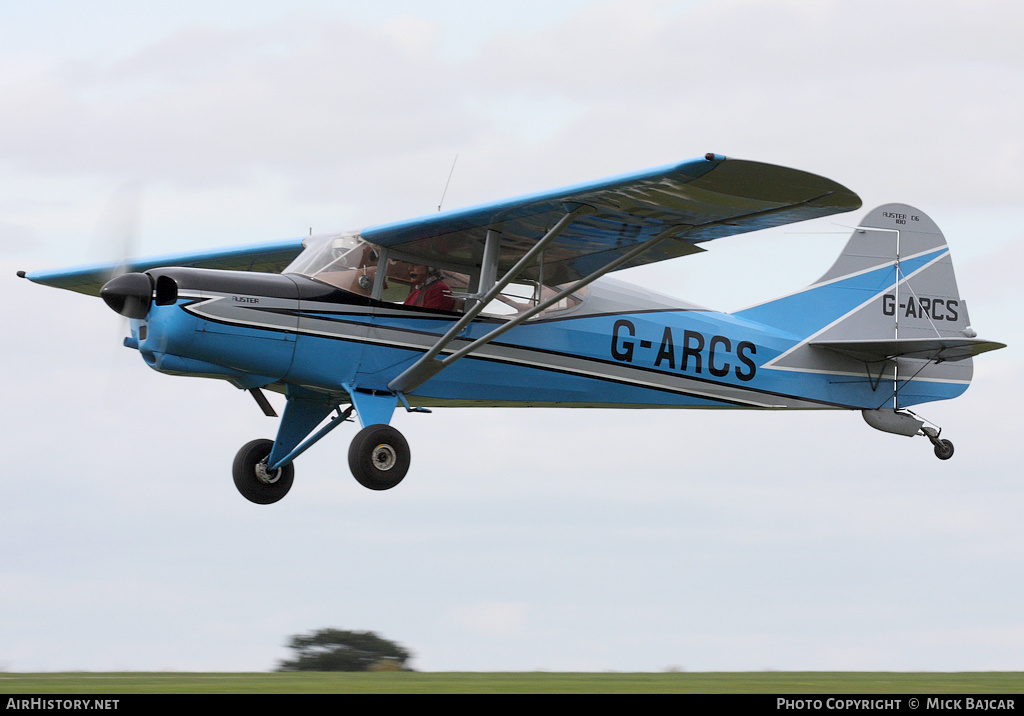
(4, 0, 1023, 213)
(0, 222, 40, 254)
(449, 601, 532, 639)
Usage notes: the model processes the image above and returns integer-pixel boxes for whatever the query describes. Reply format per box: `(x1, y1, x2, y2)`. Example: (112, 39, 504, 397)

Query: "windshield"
(284, 233, 377, 290)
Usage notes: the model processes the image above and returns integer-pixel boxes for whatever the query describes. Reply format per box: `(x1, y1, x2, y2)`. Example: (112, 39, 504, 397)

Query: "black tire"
(232, 439, 294, 504)
(348, 424, 410, 491)
(933, 438, 954, 461)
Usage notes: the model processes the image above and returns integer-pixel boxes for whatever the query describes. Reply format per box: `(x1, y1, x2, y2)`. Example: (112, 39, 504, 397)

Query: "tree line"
(276, 628, 412, 672)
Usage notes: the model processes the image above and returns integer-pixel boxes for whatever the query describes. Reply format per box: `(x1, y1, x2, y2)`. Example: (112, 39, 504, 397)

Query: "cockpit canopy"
(284, 232, 586, 318)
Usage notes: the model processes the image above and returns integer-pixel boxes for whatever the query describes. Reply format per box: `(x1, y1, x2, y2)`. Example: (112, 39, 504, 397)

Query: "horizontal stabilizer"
(812, 337, 1005, 363)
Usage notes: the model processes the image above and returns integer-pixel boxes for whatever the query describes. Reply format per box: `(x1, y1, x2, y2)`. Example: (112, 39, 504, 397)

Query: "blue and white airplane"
(19, 155, 1005, 504)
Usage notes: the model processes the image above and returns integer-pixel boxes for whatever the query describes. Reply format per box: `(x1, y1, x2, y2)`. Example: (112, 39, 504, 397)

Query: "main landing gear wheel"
(348, 424, 410, 491)
(232, 438, 294, 504)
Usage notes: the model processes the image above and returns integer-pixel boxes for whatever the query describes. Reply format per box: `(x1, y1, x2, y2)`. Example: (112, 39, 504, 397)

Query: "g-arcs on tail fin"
(809, 204, 1002, 363)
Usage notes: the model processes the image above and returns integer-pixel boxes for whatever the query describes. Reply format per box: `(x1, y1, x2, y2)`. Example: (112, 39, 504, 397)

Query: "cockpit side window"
(285, 235, 471, 310)
(383, 263, 472, 312)
(285, 234, 587, 317)
(479, 281, 588, 319)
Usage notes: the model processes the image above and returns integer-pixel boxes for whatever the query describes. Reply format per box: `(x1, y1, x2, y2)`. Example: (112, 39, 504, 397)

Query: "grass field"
(1, 672, 1021, 694)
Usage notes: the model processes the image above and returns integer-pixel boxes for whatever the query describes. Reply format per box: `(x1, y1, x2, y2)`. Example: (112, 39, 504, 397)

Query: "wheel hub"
(255, 460, 282, 484)
(371, 443, 397, 471)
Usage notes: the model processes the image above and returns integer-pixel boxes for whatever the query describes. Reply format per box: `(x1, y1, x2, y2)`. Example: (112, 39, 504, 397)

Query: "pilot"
(404, 264, 455, 311)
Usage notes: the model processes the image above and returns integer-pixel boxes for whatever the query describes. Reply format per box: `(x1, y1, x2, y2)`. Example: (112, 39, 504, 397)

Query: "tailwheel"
(922, 426, 954, 461)
(232, 438, 294, 504)
(932, 438, 954, 461)
(348, 424, 410, 491)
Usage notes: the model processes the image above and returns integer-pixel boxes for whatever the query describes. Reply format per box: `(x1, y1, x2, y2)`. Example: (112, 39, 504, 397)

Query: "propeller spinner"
(100, 272, 152, 318)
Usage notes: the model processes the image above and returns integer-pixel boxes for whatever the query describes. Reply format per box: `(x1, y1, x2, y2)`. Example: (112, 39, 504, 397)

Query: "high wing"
(360, 154, 861, 285)
(19, 238, 306, 297)
(20, 155, 860, 298)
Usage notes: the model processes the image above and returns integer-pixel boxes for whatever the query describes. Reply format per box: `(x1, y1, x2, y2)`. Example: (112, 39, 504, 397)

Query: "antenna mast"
(437, 154, 459, 212)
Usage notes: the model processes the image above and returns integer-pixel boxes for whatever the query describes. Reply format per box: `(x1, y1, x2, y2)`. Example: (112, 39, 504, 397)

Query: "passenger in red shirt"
(404, 265, 455, 311)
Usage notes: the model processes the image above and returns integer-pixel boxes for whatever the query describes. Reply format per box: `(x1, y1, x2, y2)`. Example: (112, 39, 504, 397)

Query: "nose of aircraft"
(100, 272, 153, 318)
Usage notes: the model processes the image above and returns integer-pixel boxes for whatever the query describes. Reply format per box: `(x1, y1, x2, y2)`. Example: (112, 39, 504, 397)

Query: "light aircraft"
(19, 154, 1005, 504)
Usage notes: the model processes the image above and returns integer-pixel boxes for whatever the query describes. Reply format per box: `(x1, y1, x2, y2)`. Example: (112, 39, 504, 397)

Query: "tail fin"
(744, 204, 1003, 408)
(811, 204, 997, 352)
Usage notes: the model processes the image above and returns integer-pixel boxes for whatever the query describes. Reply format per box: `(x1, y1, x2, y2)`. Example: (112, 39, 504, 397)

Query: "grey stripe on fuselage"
(180, 291, 835, 409)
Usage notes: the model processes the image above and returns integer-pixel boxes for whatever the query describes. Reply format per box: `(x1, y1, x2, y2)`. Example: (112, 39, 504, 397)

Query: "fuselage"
(128, 266, 968, 413)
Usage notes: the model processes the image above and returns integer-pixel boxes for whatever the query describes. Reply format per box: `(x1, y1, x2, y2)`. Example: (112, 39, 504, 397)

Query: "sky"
(1, 0, 1023, 673)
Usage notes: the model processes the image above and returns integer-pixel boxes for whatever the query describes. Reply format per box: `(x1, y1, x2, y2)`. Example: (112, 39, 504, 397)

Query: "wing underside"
(361, 155, 862, 284)
(21, 238, 306, 296)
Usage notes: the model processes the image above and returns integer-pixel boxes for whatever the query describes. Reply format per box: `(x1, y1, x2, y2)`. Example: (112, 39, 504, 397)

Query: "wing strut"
(387, 206, 593, 393)
(388, 219, 694, 394)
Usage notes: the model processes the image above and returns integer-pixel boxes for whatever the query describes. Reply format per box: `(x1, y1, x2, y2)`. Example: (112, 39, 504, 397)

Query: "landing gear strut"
(232, 438, 295, 504)
(230, 385, 416, 502)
